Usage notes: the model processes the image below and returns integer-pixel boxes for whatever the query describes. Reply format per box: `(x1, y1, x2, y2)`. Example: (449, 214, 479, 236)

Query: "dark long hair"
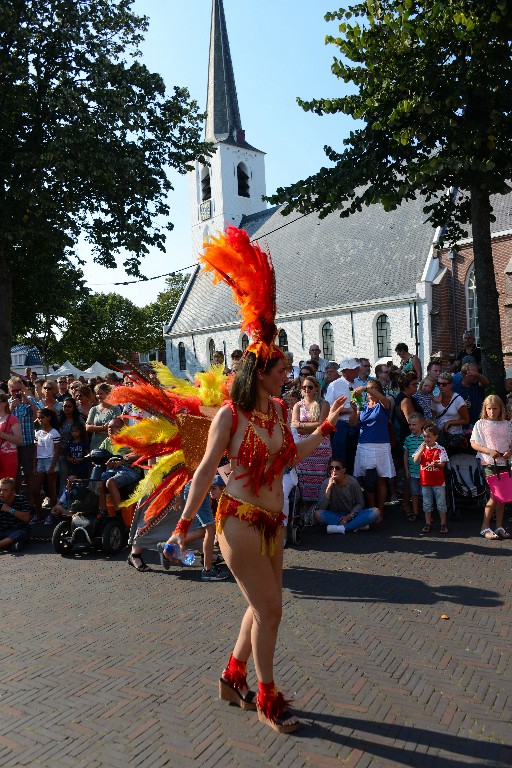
(230, 353, 283, 411)
(39, 407, 59, 430)
(58, 397, 82, 428)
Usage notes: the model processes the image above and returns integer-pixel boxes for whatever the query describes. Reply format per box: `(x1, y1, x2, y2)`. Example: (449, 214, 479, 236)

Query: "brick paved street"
(1, 510, 511, 768)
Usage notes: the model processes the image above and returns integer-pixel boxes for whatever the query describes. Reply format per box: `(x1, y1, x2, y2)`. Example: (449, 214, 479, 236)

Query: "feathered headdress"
(199, 226, 284, 364)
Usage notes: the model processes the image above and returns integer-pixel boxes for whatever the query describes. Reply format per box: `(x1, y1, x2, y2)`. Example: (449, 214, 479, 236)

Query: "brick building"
(431, 194, 512, 367)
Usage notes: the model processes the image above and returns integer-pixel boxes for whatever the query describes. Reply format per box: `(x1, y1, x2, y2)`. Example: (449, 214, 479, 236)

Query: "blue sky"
(81, 1, 356, 306)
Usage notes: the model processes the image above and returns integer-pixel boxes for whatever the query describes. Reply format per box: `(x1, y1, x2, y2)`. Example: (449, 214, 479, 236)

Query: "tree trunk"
(0, 242, 13, 380)
(470, 184, 506, 401)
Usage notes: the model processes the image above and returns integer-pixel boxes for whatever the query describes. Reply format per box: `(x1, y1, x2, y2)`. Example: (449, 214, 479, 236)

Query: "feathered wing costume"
(110, 226, 283, 537)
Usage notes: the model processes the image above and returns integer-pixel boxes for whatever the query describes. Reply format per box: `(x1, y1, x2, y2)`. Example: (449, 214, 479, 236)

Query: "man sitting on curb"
(313, 458, 380, 534)
(0, 477, 31, 552)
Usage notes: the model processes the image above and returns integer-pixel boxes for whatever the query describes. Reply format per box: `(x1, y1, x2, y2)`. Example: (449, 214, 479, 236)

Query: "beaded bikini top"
(225, 398, 297, 495)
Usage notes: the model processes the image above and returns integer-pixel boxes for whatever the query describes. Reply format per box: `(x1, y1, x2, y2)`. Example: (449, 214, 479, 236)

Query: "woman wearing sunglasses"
(432, 372, 469, 436)
(291, 375, 331, 501)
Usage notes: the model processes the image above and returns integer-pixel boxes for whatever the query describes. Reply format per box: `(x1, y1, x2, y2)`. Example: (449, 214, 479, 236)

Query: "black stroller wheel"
(52, 520, 72, 557)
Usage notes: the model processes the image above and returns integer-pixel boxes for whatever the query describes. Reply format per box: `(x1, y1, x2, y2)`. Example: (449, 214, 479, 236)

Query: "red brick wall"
(430, 234, 512, 366)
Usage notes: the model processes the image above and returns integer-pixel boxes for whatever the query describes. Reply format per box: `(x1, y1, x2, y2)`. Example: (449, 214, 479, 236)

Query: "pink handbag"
(486, 462, 512, 504)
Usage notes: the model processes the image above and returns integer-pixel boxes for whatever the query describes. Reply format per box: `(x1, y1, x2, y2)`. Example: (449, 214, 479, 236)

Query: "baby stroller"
(445, 453, 488, 521)
(52, 450, 137, 557)
(282, 466, 306, 546)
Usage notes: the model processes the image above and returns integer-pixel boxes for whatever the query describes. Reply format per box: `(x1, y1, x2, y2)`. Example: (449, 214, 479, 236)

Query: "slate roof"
(11, 345, 42, 365)
(167, 196, 436, 335)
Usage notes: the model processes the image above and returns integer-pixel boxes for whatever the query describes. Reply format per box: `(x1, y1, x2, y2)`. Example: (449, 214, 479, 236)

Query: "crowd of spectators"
(1, 328, 511, 555)
(0, 370, 126, 530)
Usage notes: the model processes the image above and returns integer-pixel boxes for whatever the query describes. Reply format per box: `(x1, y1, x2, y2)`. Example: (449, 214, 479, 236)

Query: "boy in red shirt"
(413, 423, 449, 535)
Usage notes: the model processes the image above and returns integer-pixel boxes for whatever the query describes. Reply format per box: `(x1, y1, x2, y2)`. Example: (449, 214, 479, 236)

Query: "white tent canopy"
(82, 361, 119, 377)
(48, 360, 86, 379)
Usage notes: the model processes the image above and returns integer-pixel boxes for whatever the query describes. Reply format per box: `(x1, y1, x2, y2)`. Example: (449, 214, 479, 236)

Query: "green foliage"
(268, 0, 512, 397)
(13, 257, 88, 370)
(0, 0, 212, 376)
(58, 292, 150, 368)
(269, 0, 512, 240)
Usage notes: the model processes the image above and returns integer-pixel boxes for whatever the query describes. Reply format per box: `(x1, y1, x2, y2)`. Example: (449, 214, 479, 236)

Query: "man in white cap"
(325, 358, 361, 474)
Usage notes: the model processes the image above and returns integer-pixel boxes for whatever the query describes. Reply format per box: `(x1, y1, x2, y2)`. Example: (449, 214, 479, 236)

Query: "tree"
(0, 0, 212, 377)
(269, 1, 512, 398)
(141, 272, 189, 352)
(14, 258, 89, 371)
(58, 292, 149, 367)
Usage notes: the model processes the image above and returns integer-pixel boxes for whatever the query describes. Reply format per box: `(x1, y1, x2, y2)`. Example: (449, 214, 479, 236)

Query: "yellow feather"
(119, 418, 178, 446)
(151, 362, 198, 397)
(194, 365, 227, 406)
(120, 451, 186, 507)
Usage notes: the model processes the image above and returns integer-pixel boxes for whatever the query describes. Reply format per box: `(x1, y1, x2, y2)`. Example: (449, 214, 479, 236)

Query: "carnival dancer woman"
(163, 227, 346, 734)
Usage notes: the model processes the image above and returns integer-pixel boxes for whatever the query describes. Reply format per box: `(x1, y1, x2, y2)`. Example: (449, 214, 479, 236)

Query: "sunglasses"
(302, 385, 314, 390)
(330, 465, 342, 471)
(438, 382, 449, 387)
(43, 386, 53, 390)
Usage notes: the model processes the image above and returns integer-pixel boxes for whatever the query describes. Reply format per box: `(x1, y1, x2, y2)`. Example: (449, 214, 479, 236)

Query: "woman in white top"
(471, 395, 512, 540)
(432, 372, 469, 435)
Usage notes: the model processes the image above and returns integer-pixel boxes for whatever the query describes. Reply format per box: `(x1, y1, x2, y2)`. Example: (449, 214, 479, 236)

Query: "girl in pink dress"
(471, 395, 512, 540)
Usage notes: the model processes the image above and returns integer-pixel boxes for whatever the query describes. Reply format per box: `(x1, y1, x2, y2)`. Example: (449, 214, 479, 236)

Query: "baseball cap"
(461, 355, 476, 364)
(211, 474, 226, 488)
(338, 357, 361, 372)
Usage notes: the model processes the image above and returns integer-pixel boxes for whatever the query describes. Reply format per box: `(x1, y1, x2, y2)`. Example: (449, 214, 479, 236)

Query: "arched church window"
(178, 342, 186, 371)
(208, 339, 215, 364)
(466, 265, 479, 343)
(237, 163, 250, 198)
(278, 329, 288, 352)
(322, 322, 334, 360)
(241, 334, 249, 351)
(376, 314, 391, 358)
(201, 167, 211, 201)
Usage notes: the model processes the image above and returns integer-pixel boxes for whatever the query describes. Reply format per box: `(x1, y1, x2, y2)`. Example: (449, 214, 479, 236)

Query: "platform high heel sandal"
(218, 655, 257, 711)
(256, 681, 299, 734)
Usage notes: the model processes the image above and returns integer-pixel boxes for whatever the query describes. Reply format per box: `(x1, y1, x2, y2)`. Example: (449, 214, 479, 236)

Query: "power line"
(86, 208, 315, 287)
(88, 263, 195, 287)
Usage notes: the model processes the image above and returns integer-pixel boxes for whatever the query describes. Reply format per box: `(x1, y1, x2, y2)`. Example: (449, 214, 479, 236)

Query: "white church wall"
(166, 299, 431, 379)
(277, 303, 422, 367)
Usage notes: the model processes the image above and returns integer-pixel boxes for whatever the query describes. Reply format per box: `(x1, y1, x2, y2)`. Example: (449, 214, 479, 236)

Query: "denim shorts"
(409, 475, 421, 496)
(36, 457, 58, 474)
(101, 466, 140, 487)
(183, 482, 214, 530)
(4, 528, 29, 544)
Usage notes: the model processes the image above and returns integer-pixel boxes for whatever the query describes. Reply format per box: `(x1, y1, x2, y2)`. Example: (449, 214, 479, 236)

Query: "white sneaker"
(326, 524, 345, 534)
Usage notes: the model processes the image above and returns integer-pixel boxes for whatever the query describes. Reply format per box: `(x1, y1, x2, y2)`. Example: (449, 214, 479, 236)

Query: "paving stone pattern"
(0, 514, 511, 768)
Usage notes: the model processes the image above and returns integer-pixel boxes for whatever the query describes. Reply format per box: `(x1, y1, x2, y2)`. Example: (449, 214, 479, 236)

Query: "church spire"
(205, 0, 246, 146)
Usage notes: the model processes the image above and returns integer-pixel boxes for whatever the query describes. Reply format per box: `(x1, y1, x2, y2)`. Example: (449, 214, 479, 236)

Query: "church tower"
(189, 0, 267, 255)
